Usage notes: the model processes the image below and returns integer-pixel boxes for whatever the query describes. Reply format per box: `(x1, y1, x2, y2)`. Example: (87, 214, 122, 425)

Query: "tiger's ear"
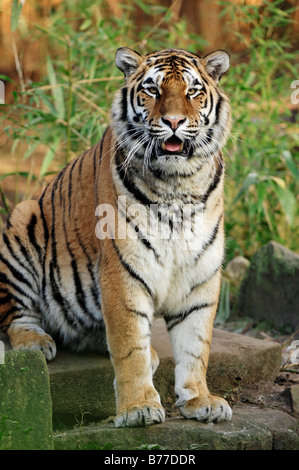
(202, 50, 230, 83)
(115, 48, 143, 81)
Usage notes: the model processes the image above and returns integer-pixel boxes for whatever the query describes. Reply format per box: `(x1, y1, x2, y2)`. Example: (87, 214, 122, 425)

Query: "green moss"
(0, 350, 53, 450)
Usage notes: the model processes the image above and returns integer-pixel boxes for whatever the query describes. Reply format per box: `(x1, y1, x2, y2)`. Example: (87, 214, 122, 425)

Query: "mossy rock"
(235, 241, 299, 330)
(0, 350, 53, 450)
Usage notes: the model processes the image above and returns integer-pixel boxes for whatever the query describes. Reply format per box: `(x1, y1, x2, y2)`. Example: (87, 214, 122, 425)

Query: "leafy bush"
(220, 0, 298, 257)
(1, 0, 298, 258)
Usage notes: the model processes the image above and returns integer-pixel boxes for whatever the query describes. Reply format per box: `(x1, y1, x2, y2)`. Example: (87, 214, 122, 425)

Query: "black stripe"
(14, 235, 38, 281)
(194, 212, 223, 263)
(189, 262, 222, 295)
(68, 158, 79, 219)
(6, 214, 12, 229)
(165, 302, 215, 331)
(128, 308, 151, 324)
(38, 188, 50, 310)
(3, 232, 39, 285)
(135, 70, 146, 83)
(61, 180, 99, 326)
(50, 178, 59, 267)
(0, 272, 35, 306)
(70, 258, 98, 322)
(206, 91, 214, 117)
(98, 128, 108, 176)
(0, 253, 34, 291)
(201, 164, 223, 205)
(0, 294, 11, 306)
(201, 75, 209, 86)
(214, 94, 223, 126)
(116, 151, 157, 207)
(149, 163, 203, 180)
(205, 128, 213, 144)
(79, 149, 88, 177)
(93, 140, 103, 207)
(0, 287, 27, 309)
(117, 204, 160, 262)
(112, 239, 153, 298)
(200, 81, 207, 95)
(38, 188, 49, 246)
(130, 86, 137, 115)
(122, 346, 146, 360)
(58, 165, 68, 205)
(75, 226, 102, 309)
(47, 174, 73, 324)
(0, 306, 20, 325)
(143, 77, 154, 85)
(27, 214, 42, 262)
(121, 87, 128, 121)
(48, 260, 82, 329)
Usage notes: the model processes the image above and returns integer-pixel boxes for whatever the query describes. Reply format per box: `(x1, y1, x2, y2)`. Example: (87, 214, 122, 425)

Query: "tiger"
(0, 47, 232, 427)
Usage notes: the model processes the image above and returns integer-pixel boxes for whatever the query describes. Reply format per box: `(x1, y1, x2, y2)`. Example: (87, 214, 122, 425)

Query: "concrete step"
(53, 406, 299, 450)
(1, 320, 298, 450)
(47, 319, 282, 426)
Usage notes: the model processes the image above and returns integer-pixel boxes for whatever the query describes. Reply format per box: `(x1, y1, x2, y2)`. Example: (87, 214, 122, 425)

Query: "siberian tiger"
(0, 47, 232, 427)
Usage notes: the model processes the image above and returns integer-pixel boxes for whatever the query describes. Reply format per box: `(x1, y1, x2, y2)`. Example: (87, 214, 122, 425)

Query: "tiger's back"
(0, 47, 232, 427)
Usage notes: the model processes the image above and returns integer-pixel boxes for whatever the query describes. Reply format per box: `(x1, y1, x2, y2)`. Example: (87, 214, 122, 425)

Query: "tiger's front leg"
(166, 273, 232, 423)
(100, 248, 165, 428)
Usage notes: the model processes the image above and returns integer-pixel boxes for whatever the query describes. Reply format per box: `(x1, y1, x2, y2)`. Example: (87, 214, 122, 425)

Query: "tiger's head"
(111, 47, 231, 174)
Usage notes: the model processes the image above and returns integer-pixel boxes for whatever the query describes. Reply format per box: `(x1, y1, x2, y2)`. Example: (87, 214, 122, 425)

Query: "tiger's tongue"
(165, 139, 181, 152)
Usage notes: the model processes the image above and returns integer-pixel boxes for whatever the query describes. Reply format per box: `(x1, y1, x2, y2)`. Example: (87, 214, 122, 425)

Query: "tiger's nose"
(161, 116, 186, 130)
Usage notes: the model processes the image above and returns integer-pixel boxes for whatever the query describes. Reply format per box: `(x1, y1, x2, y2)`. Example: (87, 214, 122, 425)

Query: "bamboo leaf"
(281, 151, 299, 182)
(39, 138, 60, 178)
(46, 57, 65, 120)
(233, 172, 260, 203)
(79, 19, 92, 31)
(271, 181, 296, 226)
(11, 0, 24, 32)
(269, 176, 286, 189)
(0, 75, 13, 83)
(0, 172, 37, 182)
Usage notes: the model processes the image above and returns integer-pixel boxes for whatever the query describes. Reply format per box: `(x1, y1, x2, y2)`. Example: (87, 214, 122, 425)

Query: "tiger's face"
(112, 48, 231, 171)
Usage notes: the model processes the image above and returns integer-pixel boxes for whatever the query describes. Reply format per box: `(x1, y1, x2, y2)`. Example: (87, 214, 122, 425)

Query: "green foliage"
(219, 0, 298, 257)
(1, 0, 298, 258)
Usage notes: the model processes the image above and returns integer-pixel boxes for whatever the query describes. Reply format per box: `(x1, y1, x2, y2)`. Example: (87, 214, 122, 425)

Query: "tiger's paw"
(114, 402, 165, 428)
(178, 394, 232, 423)
(9, 328, 57, 362)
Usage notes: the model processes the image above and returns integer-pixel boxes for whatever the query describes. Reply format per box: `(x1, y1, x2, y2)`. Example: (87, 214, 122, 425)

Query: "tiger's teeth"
(162, 142, 166, 150)
(179, 143, 184, 151)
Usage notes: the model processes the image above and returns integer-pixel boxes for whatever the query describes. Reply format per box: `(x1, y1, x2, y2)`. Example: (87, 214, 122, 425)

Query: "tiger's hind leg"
(0, 200, 56, 361)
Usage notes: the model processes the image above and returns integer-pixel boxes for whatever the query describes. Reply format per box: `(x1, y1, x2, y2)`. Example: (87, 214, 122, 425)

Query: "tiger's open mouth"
(161, 136, 184, 153)
(158, 136, 193, 158)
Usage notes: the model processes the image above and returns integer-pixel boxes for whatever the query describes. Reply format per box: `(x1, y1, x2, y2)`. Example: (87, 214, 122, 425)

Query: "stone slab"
(48, 319, 282, 424)
(53, 405, 299, 450)
(235, 241, 299, 329)
(0, 350, 53, 450)
(207, 327, 282, 394)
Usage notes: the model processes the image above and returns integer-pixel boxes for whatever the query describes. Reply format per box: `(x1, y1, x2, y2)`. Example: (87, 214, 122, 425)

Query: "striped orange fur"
(0, 47, 232, 426)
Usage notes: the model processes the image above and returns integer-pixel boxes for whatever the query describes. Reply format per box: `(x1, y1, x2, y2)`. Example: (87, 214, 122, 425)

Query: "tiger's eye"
(188, 88, 197, 96)
(148, 87, 158, 95)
